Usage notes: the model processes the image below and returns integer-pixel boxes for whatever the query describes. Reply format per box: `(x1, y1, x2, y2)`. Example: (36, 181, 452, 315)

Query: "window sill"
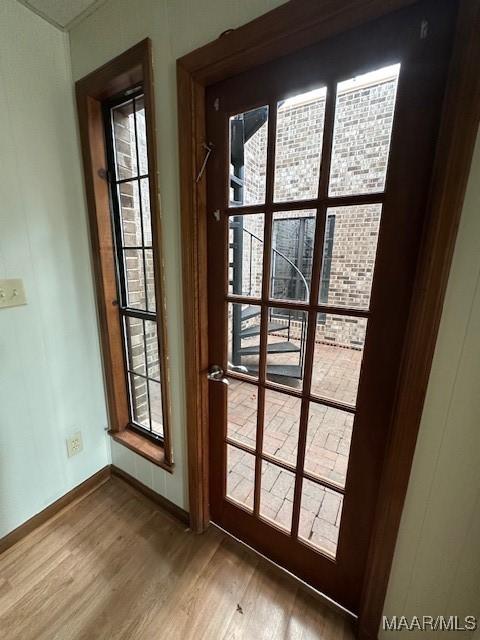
(109, 428, 174, 473)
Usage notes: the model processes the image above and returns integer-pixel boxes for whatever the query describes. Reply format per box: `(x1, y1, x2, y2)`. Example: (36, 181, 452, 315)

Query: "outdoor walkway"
(226, 342, 361, 556)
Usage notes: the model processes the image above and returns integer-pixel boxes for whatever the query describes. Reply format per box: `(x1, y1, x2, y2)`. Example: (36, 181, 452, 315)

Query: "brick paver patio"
(226, 341, 361, 556)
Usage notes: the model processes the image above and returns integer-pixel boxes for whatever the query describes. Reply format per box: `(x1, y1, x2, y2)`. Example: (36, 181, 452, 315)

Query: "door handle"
(228, 361, 249, 374)
(207, 365, 229, 386)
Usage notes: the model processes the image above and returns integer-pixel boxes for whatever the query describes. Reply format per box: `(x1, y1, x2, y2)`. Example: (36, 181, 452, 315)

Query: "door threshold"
(210, 521, 357, 622)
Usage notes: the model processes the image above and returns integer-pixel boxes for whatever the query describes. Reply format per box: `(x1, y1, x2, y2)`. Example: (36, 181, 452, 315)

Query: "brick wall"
(238, 74, 397, 349)
(274, 93, 326, 202)
(113, 103, 159, 427)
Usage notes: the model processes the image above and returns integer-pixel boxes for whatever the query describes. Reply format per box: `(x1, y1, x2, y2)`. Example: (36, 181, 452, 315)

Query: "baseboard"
(0, 465, 111, 555)
(111, 465, 190, 526)
(0, 464, 190, 556)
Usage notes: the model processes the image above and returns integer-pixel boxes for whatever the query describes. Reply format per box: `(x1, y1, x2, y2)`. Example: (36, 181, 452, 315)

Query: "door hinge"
(214, 97, 220, 111)
(212, 209, 221, 221)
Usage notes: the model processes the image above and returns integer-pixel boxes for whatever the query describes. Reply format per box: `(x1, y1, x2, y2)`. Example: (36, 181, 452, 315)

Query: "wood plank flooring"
(0, 477, 355, 639)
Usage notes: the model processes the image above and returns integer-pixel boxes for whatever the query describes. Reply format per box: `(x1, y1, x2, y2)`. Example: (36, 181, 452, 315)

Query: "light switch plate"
(0, 279, 27, 309)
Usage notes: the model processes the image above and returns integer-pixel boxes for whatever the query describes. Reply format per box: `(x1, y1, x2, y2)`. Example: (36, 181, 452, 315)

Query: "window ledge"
(109, 429, 174, 473)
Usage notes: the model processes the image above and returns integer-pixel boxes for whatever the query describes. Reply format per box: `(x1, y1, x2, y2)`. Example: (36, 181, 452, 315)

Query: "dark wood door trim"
(76, 39, 173, 466)
(357, 2, 480, 636)
(177, 1, 480, 636)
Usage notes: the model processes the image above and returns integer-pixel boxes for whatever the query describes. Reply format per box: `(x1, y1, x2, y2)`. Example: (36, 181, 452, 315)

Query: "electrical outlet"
(66, 432, 83, 457)
(0, 279, 27, 309)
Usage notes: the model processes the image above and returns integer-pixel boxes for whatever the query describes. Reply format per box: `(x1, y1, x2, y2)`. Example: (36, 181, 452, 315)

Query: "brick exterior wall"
(329, 80, 397, 196)
(113, 102, 160, 428)
(116, 75, 398, 414)
(236, 74, 397, 349)
(274, 93, 326, 202)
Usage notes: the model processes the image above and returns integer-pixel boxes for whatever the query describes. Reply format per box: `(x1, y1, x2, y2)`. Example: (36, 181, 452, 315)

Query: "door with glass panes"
(205, 1, 455, 612)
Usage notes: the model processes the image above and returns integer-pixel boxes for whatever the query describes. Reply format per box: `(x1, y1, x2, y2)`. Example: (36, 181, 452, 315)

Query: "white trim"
(16, 0, 109, 32)
(16, 0, 65, 31)
(65, 0, 109, 31)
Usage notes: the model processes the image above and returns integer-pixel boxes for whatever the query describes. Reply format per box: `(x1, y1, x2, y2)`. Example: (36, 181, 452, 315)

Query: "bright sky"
(281, 63, 401, 108)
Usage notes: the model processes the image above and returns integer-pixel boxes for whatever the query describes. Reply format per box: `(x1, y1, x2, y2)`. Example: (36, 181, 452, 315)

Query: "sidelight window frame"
(104, 89, 165, 445)
(76, 39, 173, 469)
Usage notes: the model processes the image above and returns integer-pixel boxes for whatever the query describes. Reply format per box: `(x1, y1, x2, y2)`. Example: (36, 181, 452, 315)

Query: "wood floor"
(0, 477, 355, 639)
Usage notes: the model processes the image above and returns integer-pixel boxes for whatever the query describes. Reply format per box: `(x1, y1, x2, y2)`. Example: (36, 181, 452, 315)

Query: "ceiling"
(18, 0, 106, 30)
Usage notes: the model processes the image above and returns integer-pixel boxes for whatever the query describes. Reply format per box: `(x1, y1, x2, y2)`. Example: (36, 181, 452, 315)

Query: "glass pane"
(229, 106, 268, 207)
(227, 302, 261, 380)
(119, 181, 142, 247)
(318, 205, 382, 310)
(124, 249, 146, 310)
(139, 178, 152, 246)
(329, 64, 400, 196)
(145, 249, 156, 312)
(227, 378, 258, 450)
(144, 320, 160, 382)
(125, 316, 146, 375)
(298, 479, 343, 557)
(304, 402, 354, 488)
(112, 99, 138, 180)
(226, 445, 255, 511)
(149, 379, 163, 437)
(129, 373, 149, 430)
(311, 314, 367, 406)
(266, 307, 307, 390)
(229, 214, 264, 297)
(260, 460, 295, 532)
(274, 87, 326, 202)
(263, 389, 301, 467)
(135, 95, 148, 176)
(271, 210, 316, 302)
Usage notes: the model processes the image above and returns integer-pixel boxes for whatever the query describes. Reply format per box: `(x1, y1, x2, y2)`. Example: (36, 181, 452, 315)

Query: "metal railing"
(243, 227, 310, 301)
(230, 221, 308, 377)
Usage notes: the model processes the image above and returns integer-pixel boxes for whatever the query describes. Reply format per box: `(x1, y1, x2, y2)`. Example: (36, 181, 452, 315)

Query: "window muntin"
(106, 90, 165, 442)
(222, 63, 402, 559)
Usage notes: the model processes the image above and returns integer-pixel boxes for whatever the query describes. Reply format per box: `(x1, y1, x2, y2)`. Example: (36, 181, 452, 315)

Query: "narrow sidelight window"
(104, 91, 164, 442)
(76, 40, 172, 466)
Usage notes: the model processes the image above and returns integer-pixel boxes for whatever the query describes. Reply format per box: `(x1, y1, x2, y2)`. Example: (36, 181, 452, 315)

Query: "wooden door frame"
(177, 1, 480, 637)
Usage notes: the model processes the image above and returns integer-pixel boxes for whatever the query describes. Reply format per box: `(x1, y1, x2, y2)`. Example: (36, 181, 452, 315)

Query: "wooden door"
(205, 0, 456, 613)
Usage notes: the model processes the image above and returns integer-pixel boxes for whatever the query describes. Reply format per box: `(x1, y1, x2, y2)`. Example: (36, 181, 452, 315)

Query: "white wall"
(69, 0, 285, 511)
(69, 0, 480, 629)
(380, 131, 480, 638)
(0, 0, 110, 538)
